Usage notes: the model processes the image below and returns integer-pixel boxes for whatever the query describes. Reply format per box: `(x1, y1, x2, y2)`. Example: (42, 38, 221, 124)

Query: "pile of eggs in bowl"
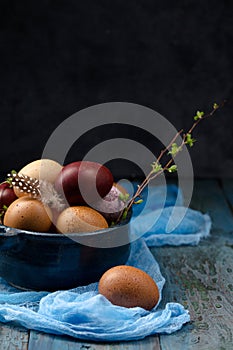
(0, 159, 160, 310)
(0, 159, 127, 233)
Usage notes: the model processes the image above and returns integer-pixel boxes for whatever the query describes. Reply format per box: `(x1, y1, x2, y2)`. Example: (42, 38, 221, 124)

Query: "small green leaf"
(151, 162, 162, 173)
(213, 102, 219, 110)
(185, 133, 196, 147)
(122, 209, 128, 220)
(194, 110, 204, 121)
(0, 206, 7, 218)
(167, 165, 177, 173)
(118, 193, 130, 203)
(168, 143, 180, 156)
(118, 193, 124, 201)
(134, 199, 143, 204)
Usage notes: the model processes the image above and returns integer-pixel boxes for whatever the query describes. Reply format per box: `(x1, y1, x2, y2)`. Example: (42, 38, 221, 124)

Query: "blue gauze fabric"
(0, 185, 211, 341)
(129, 184, 211, 246)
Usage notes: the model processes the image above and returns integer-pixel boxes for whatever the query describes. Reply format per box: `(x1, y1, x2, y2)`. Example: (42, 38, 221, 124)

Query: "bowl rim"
(1, 224, 120, 237)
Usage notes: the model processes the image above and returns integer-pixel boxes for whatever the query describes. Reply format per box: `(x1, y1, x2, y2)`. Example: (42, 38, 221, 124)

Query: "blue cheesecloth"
(0, 185, 211, 341)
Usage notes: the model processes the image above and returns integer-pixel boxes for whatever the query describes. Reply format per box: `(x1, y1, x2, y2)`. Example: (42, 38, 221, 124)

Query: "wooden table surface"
(0, 179, 233, 350)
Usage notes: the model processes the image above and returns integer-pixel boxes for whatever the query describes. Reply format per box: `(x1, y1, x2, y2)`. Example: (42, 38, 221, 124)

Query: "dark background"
(0, 0, 232, 180)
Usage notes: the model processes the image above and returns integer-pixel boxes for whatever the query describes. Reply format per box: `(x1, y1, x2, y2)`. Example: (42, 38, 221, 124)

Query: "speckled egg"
(3, 197, 52, 232)
(98, 265, 159, 310)
(56, 206, 108, 233)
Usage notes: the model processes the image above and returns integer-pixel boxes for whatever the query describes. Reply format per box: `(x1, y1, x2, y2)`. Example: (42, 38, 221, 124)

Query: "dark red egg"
(0, 182, 17, 210)
(54, 161, 114, 206)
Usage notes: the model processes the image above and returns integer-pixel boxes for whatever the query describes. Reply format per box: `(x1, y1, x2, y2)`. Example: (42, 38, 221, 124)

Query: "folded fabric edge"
(145, 213, 212, 247)
(0, 301, 190, 342)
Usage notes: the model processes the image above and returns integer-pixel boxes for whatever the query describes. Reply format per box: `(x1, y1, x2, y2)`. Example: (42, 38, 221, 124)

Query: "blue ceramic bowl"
(0, 216, 131, 291)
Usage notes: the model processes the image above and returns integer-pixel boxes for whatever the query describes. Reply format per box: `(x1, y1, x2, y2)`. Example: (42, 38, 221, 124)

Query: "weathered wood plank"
(155, 236, 233, 350)
(154, 179, 233, 350)
(28, 331, 161, 350)
(0, 324, 29, 350)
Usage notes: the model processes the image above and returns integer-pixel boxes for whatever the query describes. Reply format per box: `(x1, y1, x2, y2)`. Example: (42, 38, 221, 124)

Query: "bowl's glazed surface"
(0, 218, 131, 291)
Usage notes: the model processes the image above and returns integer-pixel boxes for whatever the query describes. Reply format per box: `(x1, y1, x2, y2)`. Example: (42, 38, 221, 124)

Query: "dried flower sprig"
(117, 100, 227, 222)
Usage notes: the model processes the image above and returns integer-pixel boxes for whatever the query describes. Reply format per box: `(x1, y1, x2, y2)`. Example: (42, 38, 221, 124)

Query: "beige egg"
(98, 265, 159, 310)
(14, 159, 62, 197)
(56, 206, 108, 233)
(4, 197, 52, 232)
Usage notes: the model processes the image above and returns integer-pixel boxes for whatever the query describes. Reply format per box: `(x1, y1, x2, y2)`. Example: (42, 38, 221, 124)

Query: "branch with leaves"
(117, 101, 226, 222)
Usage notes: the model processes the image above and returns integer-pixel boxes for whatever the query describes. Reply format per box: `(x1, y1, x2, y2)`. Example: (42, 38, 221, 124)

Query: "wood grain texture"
(155, 179, 233, 350)
(28, 331, 161, 350)
(0, 324, 29, 350)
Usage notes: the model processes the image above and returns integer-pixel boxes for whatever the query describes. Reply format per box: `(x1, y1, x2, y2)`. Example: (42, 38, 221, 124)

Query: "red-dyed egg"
(54, 161, 114, 206)
(0, 183, 17, 210)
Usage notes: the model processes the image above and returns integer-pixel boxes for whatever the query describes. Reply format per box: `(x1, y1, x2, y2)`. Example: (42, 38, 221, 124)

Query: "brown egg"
(3, 197, 52, 232)
(98, 265, 159, 310)
(14, 159, 62, 198)
(56, 206, 108, 233)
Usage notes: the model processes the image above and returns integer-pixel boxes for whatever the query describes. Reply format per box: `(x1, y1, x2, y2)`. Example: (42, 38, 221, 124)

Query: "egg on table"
(3, 197, 52, 232)
(98, 265, 159, 310)
(56, 206, 108, 233)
